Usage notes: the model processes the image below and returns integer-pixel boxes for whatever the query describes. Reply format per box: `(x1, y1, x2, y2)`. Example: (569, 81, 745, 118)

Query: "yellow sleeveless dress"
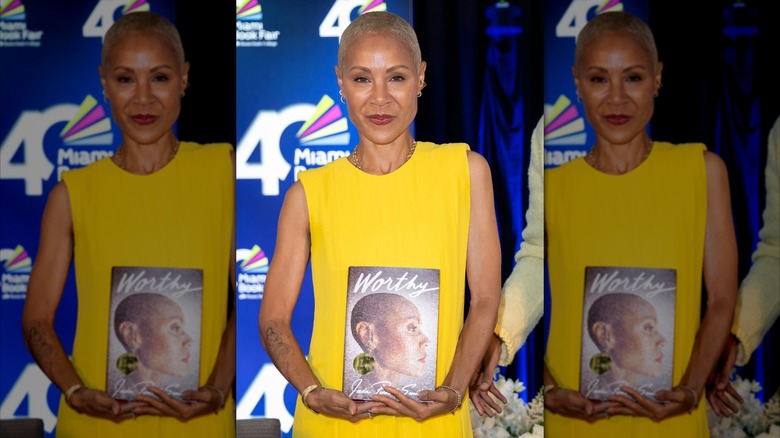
(295, 142, 473, 437)
(545, 142, 710, 437)
(57, 142, 235, 437)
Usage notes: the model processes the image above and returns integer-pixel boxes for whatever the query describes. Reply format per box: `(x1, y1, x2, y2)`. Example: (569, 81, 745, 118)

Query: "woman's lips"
(605, 114, 630, 125)
(368, 115, 394, 126)
(131, 115, 157, 125)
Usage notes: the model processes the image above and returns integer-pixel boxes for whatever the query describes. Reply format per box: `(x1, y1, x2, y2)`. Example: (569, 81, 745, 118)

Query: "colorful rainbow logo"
(358, 0, 387, 14)
(236, 0, 262, 21)
(595, 0, 623, 14)
(544, 94, 587, 146)
(296, 95, 350, 146)
(2, 245, 32, 273)
(0, 0, 25, 21)
(121, 0, 150, 15)
(240, 245, 269, 273)
(59, 95, 114, 146)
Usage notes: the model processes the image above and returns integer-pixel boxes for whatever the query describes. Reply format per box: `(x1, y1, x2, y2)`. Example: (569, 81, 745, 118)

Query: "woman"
(110, 293, 194, 401)
(348, 293, 432, 397)
(21, 12, 235, 437)
(258, 11, 501, 437)
(543, 11, 737, 436)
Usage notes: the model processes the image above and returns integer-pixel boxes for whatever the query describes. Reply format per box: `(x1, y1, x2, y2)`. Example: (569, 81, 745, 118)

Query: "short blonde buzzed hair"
(574, 11, 658, 71)
(338, 11, 422, 70)
(102, 11, 185, 68)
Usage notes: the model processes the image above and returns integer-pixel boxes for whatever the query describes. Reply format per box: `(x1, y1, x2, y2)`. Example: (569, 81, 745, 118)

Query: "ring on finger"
(130, 410, 136, 419)
(368, 410, 374, 419)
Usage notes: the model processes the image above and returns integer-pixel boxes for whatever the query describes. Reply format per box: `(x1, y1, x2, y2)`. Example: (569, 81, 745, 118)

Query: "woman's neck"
(351, 133, 416, 175)
(587, 134, 653, 175)
(114, 133, 179, 175)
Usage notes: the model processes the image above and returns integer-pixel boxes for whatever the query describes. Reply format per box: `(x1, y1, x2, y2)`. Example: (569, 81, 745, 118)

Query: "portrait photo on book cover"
(106, 266, 203, 402)
(343, 266, 440, 402)
(579, 266, 676, 403)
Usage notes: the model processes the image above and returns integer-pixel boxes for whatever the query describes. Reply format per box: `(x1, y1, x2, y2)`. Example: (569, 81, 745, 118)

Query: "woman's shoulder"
(60, 155, 113, 183)
(179, 141, 233, 156)
(418, 141, 471, 155)
(653, 141, 707, 155)
(544, 155, 586, 179)
(296, 155, 348, 183)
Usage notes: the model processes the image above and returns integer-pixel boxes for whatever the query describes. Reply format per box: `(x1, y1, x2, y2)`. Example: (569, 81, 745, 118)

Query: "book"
(106, 266, 203, 402)
(342, 266, 439, 402)
(579, 266, 676, 402)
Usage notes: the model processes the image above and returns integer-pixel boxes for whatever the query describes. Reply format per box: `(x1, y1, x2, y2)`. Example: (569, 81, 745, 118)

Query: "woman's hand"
(68, 387, 146, 422)
(469, 334, 507, 417)
(706, 335, 744, 416)
(133, 386, 223, 421)
(544, 386, 619, 422)
(305, 387, 382, 422)
(369, 386, 460, 422)
(607, 386, 697, 421)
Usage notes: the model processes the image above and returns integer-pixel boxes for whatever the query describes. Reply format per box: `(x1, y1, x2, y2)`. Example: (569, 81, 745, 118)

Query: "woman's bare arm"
(258, 181, 378, 421)
(22, 182, 140, 421)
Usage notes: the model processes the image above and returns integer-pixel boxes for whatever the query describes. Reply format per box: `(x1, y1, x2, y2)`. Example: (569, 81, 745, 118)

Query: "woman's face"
(336, 32, 425, 146)
(610, 301, 666, 378)
(373, 301, 430, 378)
(136, 301, 192, 377)
(573, 32, 661, 147)
(100, 32, 188, 147)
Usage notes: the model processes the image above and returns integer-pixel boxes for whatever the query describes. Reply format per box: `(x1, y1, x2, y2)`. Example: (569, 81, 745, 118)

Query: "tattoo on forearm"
(27, 326, 55, 367)
(263, 321, 292, 372)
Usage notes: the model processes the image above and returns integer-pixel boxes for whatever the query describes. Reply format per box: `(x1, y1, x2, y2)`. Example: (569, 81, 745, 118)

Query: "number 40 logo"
(555, 0, 623, 39)
(319, 0, 386, 40)
(83, 0, 151, 39)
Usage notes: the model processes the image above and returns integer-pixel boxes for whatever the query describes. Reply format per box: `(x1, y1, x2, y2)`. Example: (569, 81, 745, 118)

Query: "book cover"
(579, 266, 676, 402)
(342, 266, 439, 402)
(106, 266, 203, 402)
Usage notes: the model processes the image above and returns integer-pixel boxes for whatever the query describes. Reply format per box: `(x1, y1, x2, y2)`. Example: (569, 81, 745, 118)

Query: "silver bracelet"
(436, 385, 462, 414)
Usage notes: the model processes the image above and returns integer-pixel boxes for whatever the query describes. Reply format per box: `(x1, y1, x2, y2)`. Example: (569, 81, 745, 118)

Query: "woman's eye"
(626, 75, 643, 82)
(153, 75, 170, 82)
(390, 75, 406, 82)
(353, 76, 370, 83)
(589, 76, 607, 84)
(116, 76, 132, 84)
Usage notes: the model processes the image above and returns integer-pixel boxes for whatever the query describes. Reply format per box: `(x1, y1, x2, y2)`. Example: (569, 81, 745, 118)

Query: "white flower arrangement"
(708, 376, 780, 438)
(470, 369, 545, 438)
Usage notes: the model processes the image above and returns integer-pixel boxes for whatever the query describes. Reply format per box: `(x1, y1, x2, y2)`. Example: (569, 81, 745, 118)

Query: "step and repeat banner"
(0, 1, 175, 436)
(234, 1, 411, 435)
(543, 0, 647, 169)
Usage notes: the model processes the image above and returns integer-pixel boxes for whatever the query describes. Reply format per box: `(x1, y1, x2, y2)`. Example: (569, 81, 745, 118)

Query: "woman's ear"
(355, 321, 377, 351)
(592, 321, 615, 351)
(118, 321, 142, 350)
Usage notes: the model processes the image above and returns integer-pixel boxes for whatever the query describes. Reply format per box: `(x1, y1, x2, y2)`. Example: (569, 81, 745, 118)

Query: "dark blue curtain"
(414, 0, 544, 399)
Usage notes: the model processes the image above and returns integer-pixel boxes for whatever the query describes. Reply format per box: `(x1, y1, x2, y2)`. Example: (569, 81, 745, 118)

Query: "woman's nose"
(607, 80, 627, 104)
(134, 80, 152, 104)
(370, 82, 390, 105)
